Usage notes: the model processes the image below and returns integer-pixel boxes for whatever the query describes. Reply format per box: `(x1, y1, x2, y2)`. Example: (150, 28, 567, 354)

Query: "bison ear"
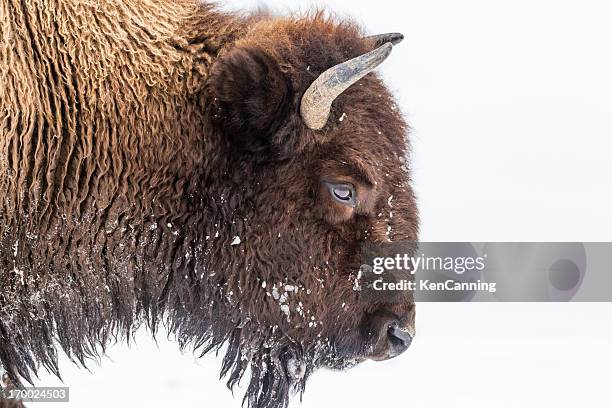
(208, 46, 291, 151)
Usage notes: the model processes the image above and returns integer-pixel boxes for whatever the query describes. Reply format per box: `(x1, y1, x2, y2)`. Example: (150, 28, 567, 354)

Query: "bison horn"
(300, 33, 403, 130)
(365, 32, 405, 47)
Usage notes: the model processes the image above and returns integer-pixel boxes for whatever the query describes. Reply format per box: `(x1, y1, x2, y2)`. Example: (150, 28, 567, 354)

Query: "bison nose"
(370, 317, 414, 361)
(387, 322, 413, 354)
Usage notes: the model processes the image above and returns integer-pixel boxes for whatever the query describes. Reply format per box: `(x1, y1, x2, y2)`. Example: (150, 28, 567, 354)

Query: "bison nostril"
(387, 322, 413, 351)
(366, 314, 414, 361)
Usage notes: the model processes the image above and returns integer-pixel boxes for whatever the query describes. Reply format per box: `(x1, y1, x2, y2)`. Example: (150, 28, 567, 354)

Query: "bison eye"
(325, 182, 356, 207)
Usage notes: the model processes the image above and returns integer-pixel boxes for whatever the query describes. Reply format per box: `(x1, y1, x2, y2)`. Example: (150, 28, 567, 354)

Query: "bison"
(0, 0, 418, 407)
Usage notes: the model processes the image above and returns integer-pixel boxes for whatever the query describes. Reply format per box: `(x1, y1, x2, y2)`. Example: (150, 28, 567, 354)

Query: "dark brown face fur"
(197, 14, 418, 404)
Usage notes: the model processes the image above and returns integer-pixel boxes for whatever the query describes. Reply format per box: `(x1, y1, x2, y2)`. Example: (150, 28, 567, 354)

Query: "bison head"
(175, 14, 417, 408)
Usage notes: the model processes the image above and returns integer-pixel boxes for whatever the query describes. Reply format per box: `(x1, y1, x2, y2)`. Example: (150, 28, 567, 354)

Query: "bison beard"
(0, 1, 418, 407)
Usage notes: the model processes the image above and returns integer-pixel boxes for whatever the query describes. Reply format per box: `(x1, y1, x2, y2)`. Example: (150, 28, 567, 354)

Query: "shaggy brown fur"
(0, 374, 21, 407)
(0, 399, 23, 408)
(0, 1, 418, 407)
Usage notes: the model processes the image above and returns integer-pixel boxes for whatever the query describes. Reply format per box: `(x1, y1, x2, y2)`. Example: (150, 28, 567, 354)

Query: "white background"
(29, 1, 612, 407)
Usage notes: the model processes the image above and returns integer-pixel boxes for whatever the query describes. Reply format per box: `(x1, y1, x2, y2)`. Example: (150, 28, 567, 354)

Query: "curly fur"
(0, 399, 23, 408)
(0, 1, 418, 407)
